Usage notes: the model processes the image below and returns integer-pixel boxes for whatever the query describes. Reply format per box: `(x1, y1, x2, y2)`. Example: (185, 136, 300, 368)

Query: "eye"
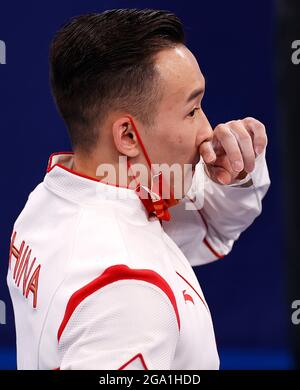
(188, 107, 200, 117)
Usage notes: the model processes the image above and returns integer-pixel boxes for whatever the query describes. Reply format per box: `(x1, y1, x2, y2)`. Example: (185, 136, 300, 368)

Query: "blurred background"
(0, 0, 299, 370)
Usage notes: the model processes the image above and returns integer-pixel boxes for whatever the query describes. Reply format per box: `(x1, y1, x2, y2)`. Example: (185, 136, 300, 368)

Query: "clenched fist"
(199, 117, 268, 185)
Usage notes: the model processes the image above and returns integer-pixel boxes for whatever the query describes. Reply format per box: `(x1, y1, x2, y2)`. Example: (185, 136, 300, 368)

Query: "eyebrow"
(186, 87, 205, 104)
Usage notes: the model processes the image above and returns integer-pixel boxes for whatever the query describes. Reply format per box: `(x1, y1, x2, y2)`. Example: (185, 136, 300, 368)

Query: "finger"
(206, 164, 232, 185)
(227, 120, 256, 173)
(199, 140, 216, 164)
(213, 124, 244, 172)
(242, 117, 268, 156)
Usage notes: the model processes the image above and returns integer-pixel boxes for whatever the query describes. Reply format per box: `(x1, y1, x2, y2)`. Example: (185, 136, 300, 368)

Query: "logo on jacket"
(182, 289, 194, 304)
(9, 231, 41, 309)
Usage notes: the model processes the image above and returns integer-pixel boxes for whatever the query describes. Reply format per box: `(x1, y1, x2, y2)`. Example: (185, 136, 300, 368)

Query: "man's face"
(140, 44, 213, 196)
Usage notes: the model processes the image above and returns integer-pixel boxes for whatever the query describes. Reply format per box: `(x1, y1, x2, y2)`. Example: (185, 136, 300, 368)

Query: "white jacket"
(7, 151, 270, 369)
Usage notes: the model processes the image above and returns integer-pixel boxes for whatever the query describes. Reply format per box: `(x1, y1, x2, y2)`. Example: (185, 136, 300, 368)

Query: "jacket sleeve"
(163, 151, 270, 266)
(58, 277, 179, 370)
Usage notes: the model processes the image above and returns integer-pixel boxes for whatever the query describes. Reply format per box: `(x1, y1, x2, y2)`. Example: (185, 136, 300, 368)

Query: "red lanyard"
(126, 116, 180, 221)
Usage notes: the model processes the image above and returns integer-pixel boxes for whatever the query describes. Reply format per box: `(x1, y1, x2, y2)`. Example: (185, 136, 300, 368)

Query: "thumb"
(199, 140, 216, 164)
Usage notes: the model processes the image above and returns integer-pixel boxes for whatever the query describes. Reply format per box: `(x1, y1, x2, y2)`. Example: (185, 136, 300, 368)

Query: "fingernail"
(233, 161, 243, 172)
(206, 154, 215, 164)
(218, 176, 227, 185)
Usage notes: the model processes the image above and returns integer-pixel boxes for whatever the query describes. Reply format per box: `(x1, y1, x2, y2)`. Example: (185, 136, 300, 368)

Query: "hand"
(199, 117, 268, 185)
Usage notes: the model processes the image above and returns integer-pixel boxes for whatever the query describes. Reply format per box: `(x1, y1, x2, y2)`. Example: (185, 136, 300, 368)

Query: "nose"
(196, 110, 213, 147)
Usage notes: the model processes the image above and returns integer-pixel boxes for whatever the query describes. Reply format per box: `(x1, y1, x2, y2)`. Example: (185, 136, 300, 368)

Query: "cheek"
(171, 123, 196, 144)
(146, 122, 197, 164)
(174, 134, 191, 154)
(161, 133, 197, 166)
(176, 134, 184, 145)
(174, 132, 197, 155)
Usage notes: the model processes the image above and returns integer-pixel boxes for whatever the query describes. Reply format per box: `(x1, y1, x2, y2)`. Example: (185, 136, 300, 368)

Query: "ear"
(112, 117, 140, 158)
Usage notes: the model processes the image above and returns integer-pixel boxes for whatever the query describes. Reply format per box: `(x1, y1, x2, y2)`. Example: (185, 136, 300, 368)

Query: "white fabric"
(58, 281, 179, 370)
(163, 151, 270, 266)
(7, 151, 270, 370)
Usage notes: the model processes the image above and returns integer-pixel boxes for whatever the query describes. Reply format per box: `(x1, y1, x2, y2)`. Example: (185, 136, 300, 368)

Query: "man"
(7, 9, 270, 369)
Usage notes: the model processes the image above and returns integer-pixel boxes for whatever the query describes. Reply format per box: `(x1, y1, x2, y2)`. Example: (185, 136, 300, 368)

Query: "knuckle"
(244, 117, 266, 131)
(235, 151, 243, 159)
(227, 119, 240, 126)
(214, 123, 225, 132)
(243, 116, 258, 125)
(215, 125, 232, 139)
(237, 130, 251, 142)
(230, 150, 243, 161)
(243, 116, 256, 122)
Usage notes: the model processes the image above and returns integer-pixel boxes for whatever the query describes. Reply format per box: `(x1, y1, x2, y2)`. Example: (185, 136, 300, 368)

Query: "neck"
(72, 152, 149, 190)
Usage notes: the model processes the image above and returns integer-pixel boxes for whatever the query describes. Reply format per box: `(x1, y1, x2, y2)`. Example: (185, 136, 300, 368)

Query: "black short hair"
(49, 9, 185, 153)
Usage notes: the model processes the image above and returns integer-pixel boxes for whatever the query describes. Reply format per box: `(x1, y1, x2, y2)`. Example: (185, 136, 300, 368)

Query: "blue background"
(0, 0, 292, 369)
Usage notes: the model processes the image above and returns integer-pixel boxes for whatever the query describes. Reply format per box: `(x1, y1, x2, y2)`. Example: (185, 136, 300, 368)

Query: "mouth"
(192, 154, 200, 169)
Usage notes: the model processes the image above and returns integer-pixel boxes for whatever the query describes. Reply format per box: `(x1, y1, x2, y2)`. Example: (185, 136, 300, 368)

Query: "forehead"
(154, 45, 205, 104)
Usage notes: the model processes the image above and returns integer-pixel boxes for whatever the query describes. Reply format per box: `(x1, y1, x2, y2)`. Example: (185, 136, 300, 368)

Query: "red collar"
(135, 175, 180, 222)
